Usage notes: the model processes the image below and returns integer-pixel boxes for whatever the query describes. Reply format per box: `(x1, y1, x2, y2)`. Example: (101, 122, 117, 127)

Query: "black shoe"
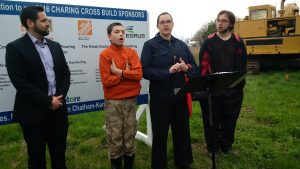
(207, 145, 219, 153)
(123, 154, 135, 169)
(111, 157, 122, 169)
(207, 149, 220, 158)
(221, 147, 239, 155)
(207, 146, 220, 158)
(175, 164, 192, 169)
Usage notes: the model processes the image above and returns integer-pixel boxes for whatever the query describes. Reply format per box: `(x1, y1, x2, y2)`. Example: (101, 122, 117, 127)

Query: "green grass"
(1, 71, 300, 169)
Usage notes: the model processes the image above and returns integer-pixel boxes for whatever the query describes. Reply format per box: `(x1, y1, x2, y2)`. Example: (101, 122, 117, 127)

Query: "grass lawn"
(0, 71, 300, 169)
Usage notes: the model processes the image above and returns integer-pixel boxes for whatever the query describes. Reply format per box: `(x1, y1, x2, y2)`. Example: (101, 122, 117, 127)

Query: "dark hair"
(107, 22, 123, 34)
(217, 10, 236, 31)
(156, 12, 173, 25)
(20, 6, 44, 29)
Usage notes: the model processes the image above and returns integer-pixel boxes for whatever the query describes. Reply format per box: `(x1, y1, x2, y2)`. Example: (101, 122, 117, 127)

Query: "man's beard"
(34, 25, 49, 36)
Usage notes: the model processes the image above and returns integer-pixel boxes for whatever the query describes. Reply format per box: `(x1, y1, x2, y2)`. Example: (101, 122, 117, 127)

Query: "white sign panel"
(0, 1, 149, 125)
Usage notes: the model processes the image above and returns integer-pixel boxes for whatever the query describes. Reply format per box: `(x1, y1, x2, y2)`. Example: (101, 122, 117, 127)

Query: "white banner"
(0, 1, 149, 125)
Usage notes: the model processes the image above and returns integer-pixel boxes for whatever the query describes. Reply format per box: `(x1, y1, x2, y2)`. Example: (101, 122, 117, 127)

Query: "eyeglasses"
(158, 20, 173, 25)
(215, 19, 230, 24)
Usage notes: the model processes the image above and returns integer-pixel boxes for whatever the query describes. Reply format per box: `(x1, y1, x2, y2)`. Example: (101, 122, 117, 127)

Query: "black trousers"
(199, 89, 243, 151)
(150, 94, 193, 169)
(20, 111, 68, 169)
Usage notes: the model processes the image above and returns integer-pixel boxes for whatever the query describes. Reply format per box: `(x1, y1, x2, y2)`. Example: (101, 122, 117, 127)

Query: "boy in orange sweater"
(99, 22, 142, 169)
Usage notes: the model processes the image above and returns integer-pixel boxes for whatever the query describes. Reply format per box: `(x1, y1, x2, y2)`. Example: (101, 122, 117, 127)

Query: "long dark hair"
(217, 10, 235, 31)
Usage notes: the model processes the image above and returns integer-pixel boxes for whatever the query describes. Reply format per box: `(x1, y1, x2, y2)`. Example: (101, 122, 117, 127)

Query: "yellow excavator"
(234, 0, 300, 72)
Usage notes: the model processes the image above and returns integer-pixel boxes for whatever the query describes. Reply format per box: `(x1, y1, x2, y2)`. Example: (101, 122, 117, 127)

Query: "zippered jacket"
(141, 33, 199, 98)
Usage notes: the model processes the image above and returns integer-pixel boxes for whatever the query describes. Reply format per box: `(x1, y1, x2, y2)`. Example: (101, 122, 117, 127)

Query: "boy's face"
(216, 13, 231, 33)
(108, 25, 125, 45)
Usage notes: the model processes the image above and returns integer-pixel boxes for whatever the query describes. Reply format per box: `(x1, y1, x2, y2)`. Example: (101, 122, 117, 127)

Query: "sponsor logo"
(78, 20, 93, 36)
(125, 26, 134, 33)
(125, 25, 146, 39)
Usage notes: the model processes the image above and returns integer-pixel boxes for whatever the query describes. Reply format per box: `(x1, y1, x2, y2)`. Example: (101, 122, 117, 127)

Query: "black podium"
(176, 71, 247, 169)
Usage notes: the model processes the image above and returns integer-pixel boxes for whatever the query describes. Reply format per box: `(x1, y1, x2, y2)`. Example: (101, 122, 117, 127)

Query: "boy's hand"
(110, 59, 122, 76)
(125, 60, 131, 70)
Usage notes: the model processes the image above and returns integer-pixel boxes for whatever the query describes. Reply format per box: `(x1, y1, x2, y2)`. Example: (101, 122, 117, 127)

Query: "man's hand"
(50, 95, 63, 110)
(110, 59, 122, 76)
(178, 58, 189, 72)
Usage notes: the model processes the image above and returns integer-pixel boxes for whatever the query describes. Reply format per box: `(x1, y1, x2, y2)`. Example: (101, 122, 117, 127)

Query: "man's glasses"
(215, 19, 230, 24)
(158, 20, 173, 25)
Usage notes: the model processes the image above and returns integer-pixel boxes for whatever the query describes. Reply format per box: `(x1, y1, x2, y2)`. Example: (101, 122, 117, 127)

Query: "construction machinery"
(234, 0, 300, 72)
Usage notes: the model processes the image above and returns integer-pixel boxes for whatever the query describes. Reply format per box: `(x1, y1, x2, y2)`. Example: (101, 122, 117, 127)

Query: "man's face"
(32, 12, 50, 36)
(157, 14, 174, 36)
(108, 25, 125, 46)
(216, 14, 231, 33)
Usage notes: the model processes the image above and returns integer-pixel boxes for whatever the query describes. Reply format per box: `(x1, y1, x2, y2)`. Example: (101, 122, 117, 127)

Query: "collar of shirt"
(155, 33, 176, 43)
(27, 32, 47, 47)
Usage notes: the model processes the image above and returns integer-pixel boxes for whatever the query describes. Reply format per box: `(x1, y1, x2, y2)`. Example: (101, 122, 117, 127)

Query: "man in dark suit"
(5, 6, 70, 169)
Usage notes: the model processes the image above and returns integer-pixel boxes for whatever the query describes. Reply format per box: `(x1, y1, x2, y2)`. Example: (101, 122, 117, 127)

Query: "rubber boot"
(111, 156, 122, 169)
(123, 154, 135, 169)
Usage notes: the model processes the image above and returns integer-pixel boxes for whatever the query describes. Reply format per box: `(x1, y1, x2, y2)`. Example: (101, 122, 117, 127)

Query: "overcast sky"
(16, 0, 299, 39)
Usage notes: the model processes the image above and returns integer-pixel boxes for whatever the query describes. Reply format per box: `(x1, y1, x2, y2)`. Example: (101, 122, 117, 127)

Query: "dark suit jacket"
(5, 33, 70, 124)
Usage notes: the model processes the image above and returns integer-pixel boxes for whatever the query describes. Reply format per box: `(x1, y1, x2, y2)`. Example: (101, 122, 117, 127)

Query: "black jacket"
(199, 33, 247, 90)
(5, 34, 70, 123)
(141, 34, 199, 98)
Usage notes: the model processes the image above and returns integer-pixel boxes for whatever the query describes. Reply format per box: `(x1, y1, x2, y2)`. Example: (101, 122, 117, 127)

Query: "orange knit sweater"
(99, 44, 142, 99)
